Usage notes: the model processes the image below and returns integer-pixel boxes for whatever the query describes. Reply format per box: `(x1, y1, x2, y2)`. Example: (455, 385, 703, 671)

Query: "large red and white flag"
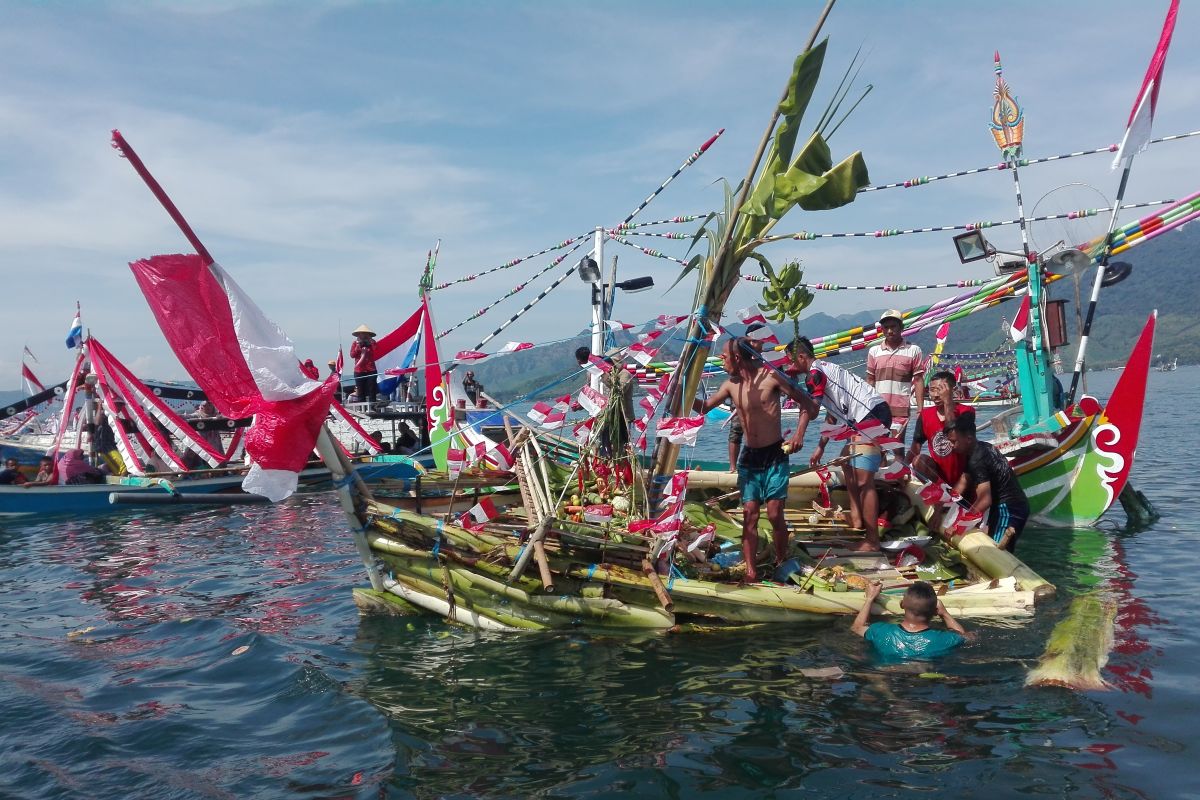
(577, 384, 608, 417)
(1009, 295, 1031, 342)
(129, 254, 336, 501)
(656, 415, 705, 446)
(464, 496, 499, 524)
(1113, 0, 1179, 169)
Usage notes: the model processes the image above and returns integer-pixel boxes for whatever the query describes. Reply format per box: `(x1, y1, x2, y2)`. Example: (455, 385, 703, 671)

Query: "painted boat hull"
(0, 472, 249, 516)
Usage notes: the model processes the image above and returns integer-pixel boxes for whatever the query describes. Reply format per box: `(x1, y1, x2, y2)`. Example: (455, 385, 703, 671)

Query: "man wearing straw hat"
(350, 324, 379, 405)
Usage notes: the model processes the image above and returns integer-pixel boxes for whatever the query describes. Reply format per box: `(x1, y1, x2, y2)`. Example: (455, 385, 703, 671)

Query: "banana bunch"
(760, 261, 813, 323)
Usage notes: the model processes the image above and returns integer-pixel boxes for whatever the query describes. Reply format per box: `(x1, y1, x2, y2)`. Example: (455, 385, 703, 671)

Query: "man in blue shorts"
(697, 338, 818, 581)
(852, 580, 971, 660)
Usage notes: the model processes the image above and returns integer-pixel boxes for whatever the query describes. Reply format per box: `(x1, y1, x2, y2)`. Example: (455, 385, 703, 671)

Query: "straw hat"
(327, 359, 337, 368)
(352, 324, 375, 337)
(878, 309, 904, 325)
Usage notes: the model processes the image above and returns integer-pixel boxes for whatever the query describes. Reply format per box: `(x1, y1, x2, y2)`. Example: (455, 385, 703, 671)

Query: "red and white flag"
(578, 385, 608, 417)
(464, 496, 499, 524)
(1009, 295, 1031, 342)
(656, 415, 705, 446)
(853, 419, 890, 442)
(604, 320, 637, 331)
(629, 342, 659, 365)
(582, 355, 612, 378)
(935, 322, 950, 347)
(638, 330, 663, 346)
(572, 417, 595, 445)
(447, 447, 466, 479)
(820, 420, 854, 441)
(498, 341, 534, 354)
(880, 460, 911, 482)
(21, 363, 44, 395)
(486, 442, 515, 471)
(455, 350, 490, 362)
(129, 254, 336, 501)
(583, 504, 614, 524)
(1113, 0, 1179, 169)
(655, 314, 688, 329)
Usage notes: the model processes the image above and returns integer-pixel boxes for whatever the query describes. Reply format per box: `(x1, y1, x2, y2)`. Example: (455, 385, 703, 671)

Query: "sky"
(1, 0, 1197, 389)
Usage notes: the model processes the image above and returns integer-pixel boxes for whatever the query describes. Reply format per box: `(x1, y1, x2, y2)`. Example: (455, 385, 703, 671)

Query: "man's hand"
(865, 581, 882, 602)
(809, 444, 824, 468)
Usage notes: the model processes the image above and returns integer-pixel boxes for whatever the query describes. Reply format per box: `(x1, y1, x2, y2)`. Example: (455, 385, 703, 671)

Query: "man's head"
(4, 458, 18, 470)
(721, 337, 754, 377)
(466, 371, 475, 379)
(900, 581, 938, 622)
(786, 336, 816, 371)
(945, 414, 977, 455)
(744, 322, 767, 353)
(39, 456, 53, 470)
(879, 310, 904, 346)
(928, 369, 956, 403)
(199, 400, 216, 415)
(574, 346, 591, 367)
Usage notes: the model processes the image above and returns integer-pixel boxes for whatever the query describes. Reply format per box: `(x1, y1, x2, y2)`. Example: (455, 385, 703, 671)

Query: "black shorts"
(988, 501, 1030, 551)
(738, 439, 787, 470)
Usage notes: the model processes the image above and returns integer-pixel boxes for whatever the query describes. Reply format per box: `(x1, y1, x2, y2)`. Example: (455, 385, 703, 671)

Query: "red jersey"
(912, 404, 974, 485)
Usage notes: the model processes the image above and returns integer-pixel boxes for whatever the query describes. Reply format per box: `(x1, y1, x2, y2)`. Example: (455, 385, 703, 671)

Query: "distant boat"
(1157, 357, 1178, 372)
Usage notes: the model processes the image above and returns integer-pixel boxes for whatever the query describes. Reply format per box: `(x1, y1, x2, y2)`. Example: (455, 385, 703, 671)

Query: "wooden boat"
(0, 471, 250, 516)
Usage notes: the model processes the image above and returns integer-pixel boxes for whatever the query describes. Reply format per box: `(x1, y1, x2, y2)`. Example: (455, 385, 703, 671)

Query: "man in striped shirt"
(867, 310, 925, 442)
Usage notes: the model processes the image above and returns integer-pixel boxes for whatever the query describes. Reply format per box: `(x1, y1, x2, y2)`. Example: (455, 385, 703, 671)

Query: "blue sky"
(2, 0, 1197, 388)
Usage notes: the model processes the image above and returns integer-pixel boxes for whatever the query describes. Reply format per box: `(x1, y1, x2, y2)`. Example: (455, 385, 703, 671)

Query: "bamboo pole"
(532, 541, 555, 593)
(641, 558, 675, 612)
(314, 426, 384, 591)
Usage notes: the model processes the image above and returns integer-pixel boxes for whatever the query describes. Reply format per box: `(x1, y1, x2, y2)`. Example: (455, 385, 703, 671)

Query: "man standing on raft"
(696, 338, 818, 581)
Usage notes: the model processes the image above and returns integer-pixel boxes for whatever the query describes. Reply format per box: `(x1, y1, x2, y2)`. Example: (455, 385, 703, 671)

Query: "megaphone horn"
(1046, 248, 1091, 275)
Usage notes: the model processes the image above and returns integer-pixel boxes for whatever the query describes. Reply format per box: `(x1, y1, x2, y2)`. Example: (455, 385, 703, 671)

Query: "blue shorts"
(738, 441, 790, 502)
(848, 448, 882, 473)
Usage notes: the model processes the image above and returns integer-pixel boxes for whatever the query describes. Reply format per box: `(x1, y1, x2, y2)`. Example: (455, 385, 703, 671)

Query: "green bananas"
(759, 261, 812, 323)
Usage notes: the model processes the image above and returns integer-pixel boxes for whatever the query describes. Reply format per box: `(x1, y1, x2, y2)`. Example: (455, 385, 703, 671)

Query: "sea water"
(0, 368, 1194, 798)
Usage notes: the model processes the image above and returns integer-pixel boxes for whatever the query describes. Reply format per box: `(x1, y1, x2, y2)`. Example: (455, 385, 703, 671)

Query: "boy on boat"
(906, 370, 974, 490)
(786, 336, 891, 552)
(852, 580, 970, 659)
(946, 416, 1030, 552)
(695, 338, 818, 581)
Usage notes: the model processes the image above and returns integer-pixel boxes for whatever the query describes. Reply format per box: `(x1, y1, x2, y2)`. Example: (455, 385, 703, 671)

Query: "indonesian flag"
(530, 395, 569, 429)
(629, 342, 659, 365)
(129, 254, 336, 501)
(578, 385, 608, 417)
(583, 504, 614, 524)
(604, 320, 637, 331)
(656, 415, 705, 446)
(688, 524, 716, 554)
(465, 496, 499, 524)
(638, 330, 663, 346)
(820, 420, 854, 441)
(447, 447, 466, 479)
(852, 418, 890, 442)
(498, 341, 534, 354)
(469, 440, 488, 464)
(572, 417, 595, 445)
(485, 442, 515, 471)
(582, 355, 612, 378)
(880, 460, 911, 482)
(1009, 295, 1031, 342)
(920, 481, 951, 506)
(1113, 0, 1178, 169)
(21, 363, 44, 396)
(455, 350, 489, 362)
(935, 322, 950, 347)
(655, 314, 688, 329)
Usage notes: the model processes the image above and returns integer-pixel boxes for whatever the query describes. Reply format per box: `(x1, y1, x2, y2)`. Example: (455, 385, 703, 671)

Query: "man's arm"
(694, 381, 732, 415)
(936, 600, 973, 640)
(851, 581, 883, 636)
(970, 480, 993, 519)
(912, 366, 925, 410)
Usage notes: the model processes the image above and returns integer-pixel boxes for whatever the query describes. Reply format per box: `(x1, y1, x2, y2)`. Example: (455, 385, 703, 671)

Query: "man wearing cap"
(867, 310, 924, 442)
(350, 324, 378, 405)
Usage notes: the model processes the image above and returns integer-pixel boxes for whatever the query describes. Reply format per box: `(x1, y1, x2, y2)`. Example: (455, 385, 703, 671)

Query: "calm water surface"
(0, 368, 1195, 799)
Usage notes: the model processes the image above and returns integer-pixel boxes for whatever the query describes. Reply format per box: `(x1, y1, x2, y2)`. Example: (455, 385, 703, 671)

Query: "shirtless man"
(696, 338, 818, 581)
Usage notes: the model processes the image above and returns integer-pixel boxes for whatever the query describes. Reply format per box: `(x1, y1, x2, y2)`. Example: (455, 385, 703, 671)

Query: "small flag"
(447, 448, 466, 479)
(656, 416, 705, 446)
(636, 432, 648, 451)
(455, 350, 489, 362)
(22, 345, 37, 362)
(465, 496, 499, 524)
(654, 314, 687, 329)
(486, 443, 515, 470)
(65, 313, 83, 349)
(335, 350, 344, 374)
(572, 417, 595, 445)
(470, 441, 488, 463)
(498, 341, 534, 354)
(638, 330, 663, 345)
(582, 355, 612, 378)
(935, 322, 950, 346)
(21, 363, 44, 395)
(688, 524, 716, 553)
(577, 385, 607, 417)
(820, 420, 854, 440)
(629, 343, 659, 365)
(604, 320, 637, 331)
(853, 419, 890, 442)
(1009, 295, 1031, 342)
(583, 504, 614, 524)
(880, 460, 911, 482)
(919, 481, 950, 506)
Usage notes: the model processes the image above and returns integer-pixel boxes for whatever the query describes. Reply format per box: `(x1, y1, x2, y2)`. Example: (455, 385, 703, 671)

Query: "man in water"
(787, 336, 891, 552)
(852, 580, 971, 659)
(946, 416, 1030, 552)
(696, 338, 817, 581)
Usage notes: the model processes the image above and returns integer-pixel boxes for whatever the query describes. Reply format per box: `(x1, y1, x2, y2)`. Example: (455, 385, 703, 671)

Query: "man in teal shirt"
(852, 581, 971, 659)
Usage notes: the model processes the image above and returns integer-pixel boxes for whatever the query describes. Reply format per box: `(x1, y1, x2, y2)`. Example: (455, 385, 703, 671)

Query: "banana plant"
(758, 259, 814, 343)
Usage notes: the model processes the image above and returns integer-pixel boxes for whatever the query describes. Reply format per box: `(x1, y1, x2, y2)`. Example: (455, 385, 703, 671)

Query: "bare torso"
(725, 367, 784, 448)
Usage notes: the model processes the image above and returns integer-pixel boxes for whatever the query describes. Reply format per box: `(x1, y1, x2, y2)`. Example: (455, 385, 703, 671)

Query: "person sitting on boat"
(906, 370, 974, 490)
(946, 416, 1030, 552)
(726, 324, 768, 472)
(350, 324, 379, 405)
(21, 456, 56, 487)
(0, 457, 28, 485)
(462, 371, 483, 407)
(56, 448, 104, 485)
(694, 338, 818, 582)
(867, 310, 924, 443)
(787, 336, 890, 553)
(852, 580, 970, 660)
(574, 346, 635, 457)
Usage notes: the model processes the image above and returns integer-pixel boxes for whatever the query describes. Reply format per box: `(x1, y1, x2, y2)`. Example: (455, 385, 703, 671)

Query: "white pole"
(589, 226, 605, 391)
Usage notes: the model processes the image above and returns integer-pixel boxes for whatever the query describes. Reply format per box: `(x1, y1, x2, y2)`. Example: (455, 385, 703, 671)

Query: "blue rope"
(432, 519, 444, 557)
